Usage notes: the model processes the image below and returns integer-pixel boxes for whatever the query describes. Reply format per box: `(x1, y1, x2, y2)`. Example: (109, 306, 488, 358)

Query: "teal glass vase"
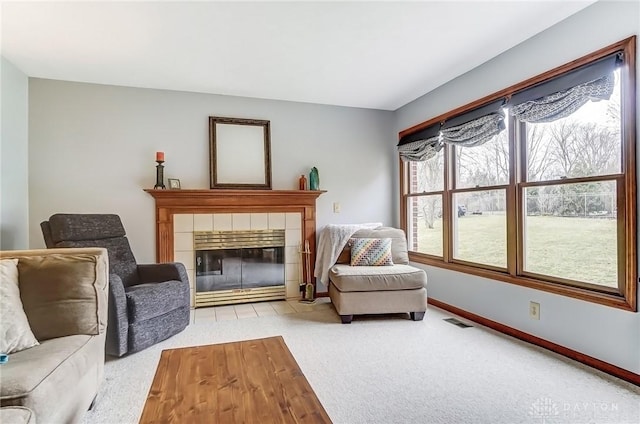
(309, 167, 319, 190)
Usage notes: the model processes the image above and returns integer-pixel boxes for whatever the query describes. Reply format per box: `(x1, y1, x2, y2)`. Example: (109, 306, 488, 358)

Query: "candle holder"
(154, 161, 166, 189)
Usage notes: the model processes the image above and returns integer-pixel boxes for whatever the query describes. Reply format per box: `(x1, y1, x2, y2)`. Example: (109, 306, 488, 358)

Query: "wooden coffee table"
(139, 336, 332, 423)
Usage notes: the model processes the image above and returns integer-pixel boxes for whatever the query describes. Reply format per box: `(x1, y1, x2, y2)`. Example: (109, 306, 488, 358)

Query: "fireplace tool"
(299, 240, 315, 303)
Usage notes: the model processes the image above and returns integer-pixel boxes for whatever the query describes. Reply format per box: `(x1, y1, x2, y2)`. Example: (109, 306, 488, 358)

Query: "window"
(406, 151, 444, 257)
(451, 120, 509, 269)
(399, 37, 636, 310)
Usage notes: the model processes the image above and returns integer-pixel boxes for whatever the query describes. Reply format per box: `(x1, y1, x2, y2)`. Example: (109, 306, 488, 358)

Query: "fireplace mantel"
(144, 189, 326, 290)
(145, 189, 325, 209)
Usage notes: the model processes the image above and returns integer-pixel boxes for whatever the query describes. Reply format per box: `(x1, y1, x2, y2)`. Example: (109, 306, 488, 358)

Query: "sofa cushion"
(0, 335, 92, 401)
(0, 334, 104, 423)
(126, 280, 190, 323)
(0, 259, 39, 354)
(18, 253, 108, 341)
(330, 264, 427, 292)
(350, 238, 394, 266)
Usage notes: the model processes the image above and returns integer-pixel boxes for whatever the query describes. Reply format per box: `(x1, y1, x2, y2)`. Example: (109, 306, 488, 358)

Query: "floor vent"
(444, 318, 473, 328)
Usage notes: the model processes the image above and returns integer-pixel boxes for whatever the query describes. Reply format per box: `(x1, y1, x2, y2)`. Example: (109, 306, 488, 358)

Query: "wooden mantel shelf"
(144, 189, 326, 209)
(144, 189, 326, 292)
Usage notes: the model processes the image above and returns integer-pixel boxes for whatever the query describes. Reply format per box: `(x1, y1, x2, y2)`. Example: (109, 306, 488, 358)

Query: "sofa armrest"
(136, 262, 189, 285)
(106, 273, 129, 357)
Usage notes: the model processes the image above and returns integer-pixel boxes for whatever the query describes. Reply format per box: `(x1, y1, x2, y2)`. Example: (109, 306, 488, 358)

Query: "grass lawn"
(416, 214, 617, 288)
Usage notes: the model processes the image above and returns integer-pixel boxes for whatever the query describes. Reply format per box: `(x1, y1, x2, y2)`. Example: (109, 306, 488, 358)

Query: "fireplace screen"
(194, 229, 286, 307)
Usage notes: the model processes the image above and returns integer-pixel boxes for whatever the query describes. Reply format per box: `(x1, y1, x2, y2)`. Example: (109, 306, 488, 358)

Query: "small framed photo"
(168, 178, 181, 190)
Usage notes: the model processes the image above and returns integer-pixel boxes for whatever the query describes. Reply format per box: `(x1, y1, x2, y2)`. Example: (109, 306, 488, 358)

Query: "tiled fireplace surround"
(173, 212, 303, 307)
(144, 189, 324, 308)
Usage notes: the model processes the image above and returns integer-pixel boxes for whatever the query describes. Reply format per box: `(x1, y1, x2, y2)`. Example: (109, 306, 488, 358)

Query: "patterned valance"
(511, 73, 614, 123)
(398, 136, 442, 161)
(397, 122, 442, 162)
(397, 52, 622, 161)
(440, 110, 505, 147)
(510, 52, 621, 123)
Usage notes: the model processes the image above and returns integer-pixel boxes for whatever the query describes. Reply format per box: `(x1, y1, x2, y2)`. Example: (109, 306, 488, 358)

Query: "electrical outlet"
(333, 202, 341, 213)
(529, 301, 540, 320)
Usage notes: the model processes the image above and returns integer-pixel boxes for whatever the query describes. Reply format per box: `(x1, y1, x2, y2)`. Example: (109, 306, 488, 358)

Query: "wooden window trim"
(408, 251, 634, 311)
(399, 36, 637, 312)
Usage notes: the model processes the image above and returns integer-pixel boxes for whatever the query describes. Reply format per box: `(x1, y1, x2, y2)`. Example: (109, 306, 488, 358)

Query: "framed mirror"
(209, 116, 272, 189)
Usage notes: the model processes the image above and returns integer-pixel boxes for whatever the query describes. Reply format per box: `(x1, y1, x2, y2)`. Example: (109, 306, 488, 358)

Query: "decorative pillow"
(0, 259, 39, 354)
(18, 254, 105, 341)
(350, 238, 394, 266)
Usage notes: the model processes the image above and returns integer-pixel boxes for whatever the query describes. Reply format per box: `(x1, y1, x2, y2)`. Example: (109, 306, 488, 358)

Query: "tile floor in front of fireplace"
(191, 297, 333, 323)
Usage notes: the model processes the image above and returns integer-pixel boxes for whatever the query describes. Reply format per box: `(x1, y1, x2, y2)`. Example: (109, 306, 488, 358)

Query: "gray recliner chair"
(41, 213, 190, 357)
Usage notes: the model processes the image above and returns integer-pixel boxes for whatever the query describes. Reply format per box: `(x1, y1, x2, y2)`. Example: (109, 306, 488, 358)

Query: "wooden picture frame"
(168, 178, 181, 190)
(209, 116, 272, 190)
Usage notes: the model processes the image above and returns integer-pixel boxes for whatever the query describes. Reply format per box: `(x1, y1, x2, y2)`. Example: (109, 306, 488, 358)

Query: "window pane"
(526, 70, 621, 182)
(455, 120, 509, 189)
(452, 190, 506, 267)
(523, 181, 618, 288)
(407, 195, 443, 257)
(409, 150, 444, 193)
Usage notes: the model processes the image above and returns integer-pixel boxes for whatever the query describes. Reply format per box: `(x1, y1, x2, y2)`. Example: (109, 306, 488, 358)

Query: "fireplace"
(144, 189, 325, 308)
(194, 229, 286, 306)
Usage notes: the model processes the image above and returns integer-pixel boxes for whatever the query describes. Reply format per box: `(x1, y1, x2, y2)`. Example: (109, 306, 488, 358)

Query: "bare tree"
(456, 131, 509, 188)
(573, 124, 619, 176)
(525, 94, 621, 216)
(526, 125, 555, 181)
(415, 154, 443, 193)
(547, 120, 581, 178)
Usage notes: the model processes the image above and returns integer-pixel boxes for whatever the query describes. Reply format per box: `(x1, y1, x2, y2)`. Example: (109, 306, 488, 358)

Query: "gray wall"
(395, 0, 640, 374)
(28, 80, 396, 262)
(1, 57, 29, 249)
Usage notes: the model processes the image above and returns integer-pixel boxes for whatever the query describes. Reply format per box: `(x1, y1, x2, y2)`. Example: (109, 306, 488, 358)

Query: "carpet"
(139, 336, 331, 423)
(83, 305, 640, 424)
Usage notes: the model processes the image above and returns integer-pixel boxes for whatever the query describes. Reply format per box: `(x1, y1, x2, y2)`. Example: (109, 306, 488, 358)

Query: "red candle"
(156, 151, 165, 162)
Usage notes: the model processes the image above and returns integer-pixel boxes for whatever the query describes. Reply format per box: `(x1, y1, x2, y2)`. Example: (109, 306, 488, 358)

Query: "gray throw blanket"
(314, 223, 382, 285)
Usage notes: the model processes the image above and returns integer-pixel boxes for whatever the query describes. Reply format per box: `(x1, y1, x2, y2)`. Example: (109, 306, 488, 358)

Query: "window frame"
(399, 36, 637, 311)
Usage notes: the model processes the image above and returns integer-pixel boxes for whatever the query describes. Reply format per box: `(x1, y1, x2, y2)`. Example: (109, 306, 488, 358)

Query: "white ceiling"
(1, 1, 596, 111)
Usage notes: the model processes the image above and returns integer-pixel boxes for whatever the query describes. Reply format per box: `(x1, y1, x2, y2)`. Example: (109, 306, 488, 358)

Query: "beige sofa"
(0, 248, 108, 423)
(328, 227, 427, 323)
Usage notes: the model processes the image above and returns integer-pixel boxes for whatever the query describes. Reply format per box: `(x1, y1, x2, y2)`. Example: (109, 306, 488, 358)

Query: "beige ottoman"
(329, 264, 427, 323)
